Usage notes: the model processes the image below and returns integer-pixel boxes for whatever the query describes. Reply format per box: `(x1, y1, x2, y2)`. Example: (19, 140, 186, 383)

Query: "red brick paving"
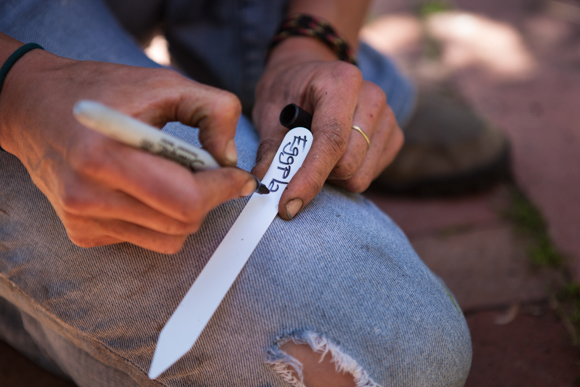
(459, 69, 580, 278)
(365, 185, 509, 237)
(366, 0, 580, 278)
(369, 185, 547, 310)
(465, 305, 580, 387)
(0, 340, 74, 387)
(364, 0, 580, 385)
(413, 225, 546, 311)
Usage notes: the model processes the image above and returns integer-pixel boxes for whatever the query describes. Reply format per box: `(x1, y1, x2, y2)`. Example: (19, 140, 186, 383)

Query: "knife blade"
(149, 127, 313, 379)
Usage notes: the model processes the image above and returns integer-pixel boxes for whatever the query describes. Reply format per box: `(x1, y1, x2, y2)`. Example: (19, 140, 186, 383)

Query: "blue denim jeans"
(0, 0, 471, 386)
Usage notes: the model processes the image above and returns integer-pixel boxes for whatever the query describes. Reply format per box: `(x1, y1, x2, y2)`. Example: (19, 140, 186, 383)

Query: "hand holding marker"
(73, 100, 269, 195)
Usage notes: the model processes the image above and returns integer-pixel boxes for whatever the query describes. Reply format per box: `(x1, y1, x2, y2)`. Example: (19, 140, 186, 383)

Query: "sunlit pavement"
(365, 0, 580, 385)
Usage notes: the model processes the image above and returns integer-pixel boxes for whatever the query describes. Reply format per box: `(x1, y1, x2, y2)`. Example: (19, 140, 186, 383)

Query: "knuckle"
(68, 233, 98, 248)
(302, 169, 326, 194)
(60, 182, 89, 213)
(258, 138, 279, 153)
(385, 105, 396, 122)
(177, 196, 209, 226)
(207, 89, 242, 119)
(69, 145, 107, 176)
(160, 237, 187, 255)
(344, 177, 371, 194)
(319, 124, 349, 155)
(221, 91, 242, 114)
(164, 221, 191, 236)
(332, 63, 362, 87)
(393, 126, 405, 150)
(256, 138, 279, 164)
(333, 158, 358, 180)
(366, 82, 387, 106)
(179, 204, 203, 224)
(184, 219, 202, 234)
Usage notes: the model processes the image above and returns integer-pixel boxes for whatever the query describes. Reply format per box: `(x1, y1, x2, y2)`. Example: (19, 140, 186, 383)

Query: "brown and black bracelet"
(268, 14, 357, 66)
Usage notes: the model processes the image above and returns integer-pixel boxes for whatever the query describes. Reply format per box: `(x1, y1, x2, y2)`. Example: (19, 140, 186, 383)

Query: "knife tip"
(148, 364, 162, 380)
(148, 342, 174, 379)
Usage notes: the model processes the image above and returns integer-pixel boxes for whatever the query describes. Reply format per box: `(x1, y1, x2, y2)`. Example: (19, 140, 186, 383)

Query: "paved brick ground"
(363, 0, 580, 383)
(369, 184, 580, 385)
(465, 304, 580, 387)
(0, 340, 74, 387)
(367, 186, 548, 311)
(366, 0, 580, 277)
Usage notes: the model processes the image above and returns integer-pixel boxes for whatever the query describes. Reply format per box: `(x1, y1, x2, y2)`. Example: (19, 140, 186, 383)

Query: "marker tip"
(256, 183, 270, 195)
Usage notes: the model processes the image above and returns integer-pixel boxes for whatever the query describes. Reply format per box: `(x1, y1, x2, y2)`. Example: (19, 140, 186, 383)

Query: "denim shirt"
(106, 0, 289, 114)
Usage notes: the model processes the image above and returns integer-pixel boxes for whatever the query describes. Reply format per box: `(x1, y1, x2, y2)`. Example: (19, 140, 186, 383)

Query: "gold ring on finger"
(351, 125, 370, 150)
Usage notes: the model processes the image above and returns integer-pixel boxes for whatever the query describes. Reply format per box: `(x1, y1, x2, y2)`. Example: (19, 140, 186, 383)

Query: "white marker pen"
(73, 100, 269, 194)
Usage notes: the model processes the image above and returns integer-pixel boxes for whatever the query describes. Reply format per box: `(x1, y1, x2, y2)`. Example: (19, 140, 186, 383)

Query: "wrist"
(286, 0, 370, 49)
(0, 47, 63, 155)
(266, 14, 358, 69)
(267, 36, 339, 68)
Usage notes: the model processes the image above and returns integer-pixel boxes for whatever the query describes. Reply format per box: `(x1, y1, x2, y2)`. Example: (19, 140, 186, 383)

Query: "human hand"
(252, 38, 404, 220)
(0, 48, 256, 253)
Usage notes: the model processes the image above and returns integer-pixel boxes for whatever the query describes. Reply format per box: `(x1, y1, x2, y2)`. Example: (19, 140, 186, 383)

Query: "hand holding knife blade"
(75, 100, 314, 379)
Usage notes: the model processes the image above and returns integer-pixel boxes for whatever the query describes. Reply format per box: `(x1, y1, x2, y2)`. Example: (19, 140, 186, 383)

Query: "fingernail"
(241, 177, 258, 197)
(285, 198, 303, 219)
(225, 139, 238, 165)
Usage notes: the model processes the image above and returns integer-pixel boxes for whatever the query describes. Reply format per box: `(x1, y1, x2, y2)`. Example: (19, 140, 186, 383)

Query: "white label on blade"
(149, 127, 313, 379)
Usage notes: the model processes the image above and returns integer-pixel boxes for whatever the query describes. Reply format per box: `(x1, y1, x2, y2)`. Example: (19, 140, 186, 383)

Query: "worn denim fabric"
(104, 0, 416, 123)
(0, 0, 470, 386)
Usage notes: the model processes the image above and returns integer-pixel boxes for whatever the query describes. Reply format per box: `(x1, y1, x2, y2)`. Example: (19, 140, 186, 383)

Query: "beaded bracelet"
(0, 43, 44, 152)
(268, 14, 357, 65)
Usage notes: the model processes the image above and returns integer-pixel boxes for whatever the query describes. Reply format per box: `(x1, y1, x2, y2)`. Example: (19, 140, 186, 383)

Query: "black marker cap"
(280, 104, 313, 130)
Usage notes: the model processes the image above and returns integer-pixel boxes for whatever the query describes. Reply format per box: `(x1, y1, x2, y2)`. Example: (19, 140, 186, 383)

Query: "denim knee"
(264, 273, 472, 386)
(243, 189, 472, 387)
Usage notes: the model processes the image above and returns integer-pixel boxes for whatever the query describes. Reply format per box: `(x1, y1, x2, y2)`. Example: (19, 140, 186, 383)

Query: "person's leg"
(0, 1, 471, 386)
(2, 148, 472, 387)
(0, 297, 70, 379)
(357, 42, 417, 127)
(356, 41, 510, 196)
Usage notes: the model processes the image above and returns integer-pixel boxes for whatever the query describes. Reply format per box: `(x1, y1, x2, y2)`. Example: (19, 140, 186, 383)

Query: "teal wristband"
(0, 43, 44, 152)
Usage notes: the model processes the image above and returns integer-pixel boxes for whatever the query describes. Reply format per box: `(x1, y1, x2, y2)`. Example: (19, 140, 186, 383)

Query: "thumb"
(251, 137, 284, 180)
(192, 167, 260, 210)
(250, 108, 289, 179)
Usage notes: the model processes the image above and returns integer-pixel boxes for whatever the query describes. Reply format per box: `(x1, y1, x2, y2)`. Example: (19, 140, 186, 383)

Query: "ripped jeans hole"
(266, 330, 381, 387)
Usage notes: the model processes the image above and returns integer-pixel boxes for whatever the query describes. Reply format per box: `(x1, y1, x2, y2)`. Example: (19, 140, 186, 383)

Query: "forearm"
(287, 0, 371, 50)
(0, 32, 24, 63)
(0, 33, 29, 153)
(267, 0, 370, 67)
(0, 32, 62, 156)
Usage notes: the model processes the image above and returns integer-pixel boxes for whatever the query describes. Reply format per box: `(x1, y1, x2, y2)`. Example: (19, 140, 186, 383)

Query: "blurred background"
(364, 0, 580, 385)
(2, 0, 580, 385)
